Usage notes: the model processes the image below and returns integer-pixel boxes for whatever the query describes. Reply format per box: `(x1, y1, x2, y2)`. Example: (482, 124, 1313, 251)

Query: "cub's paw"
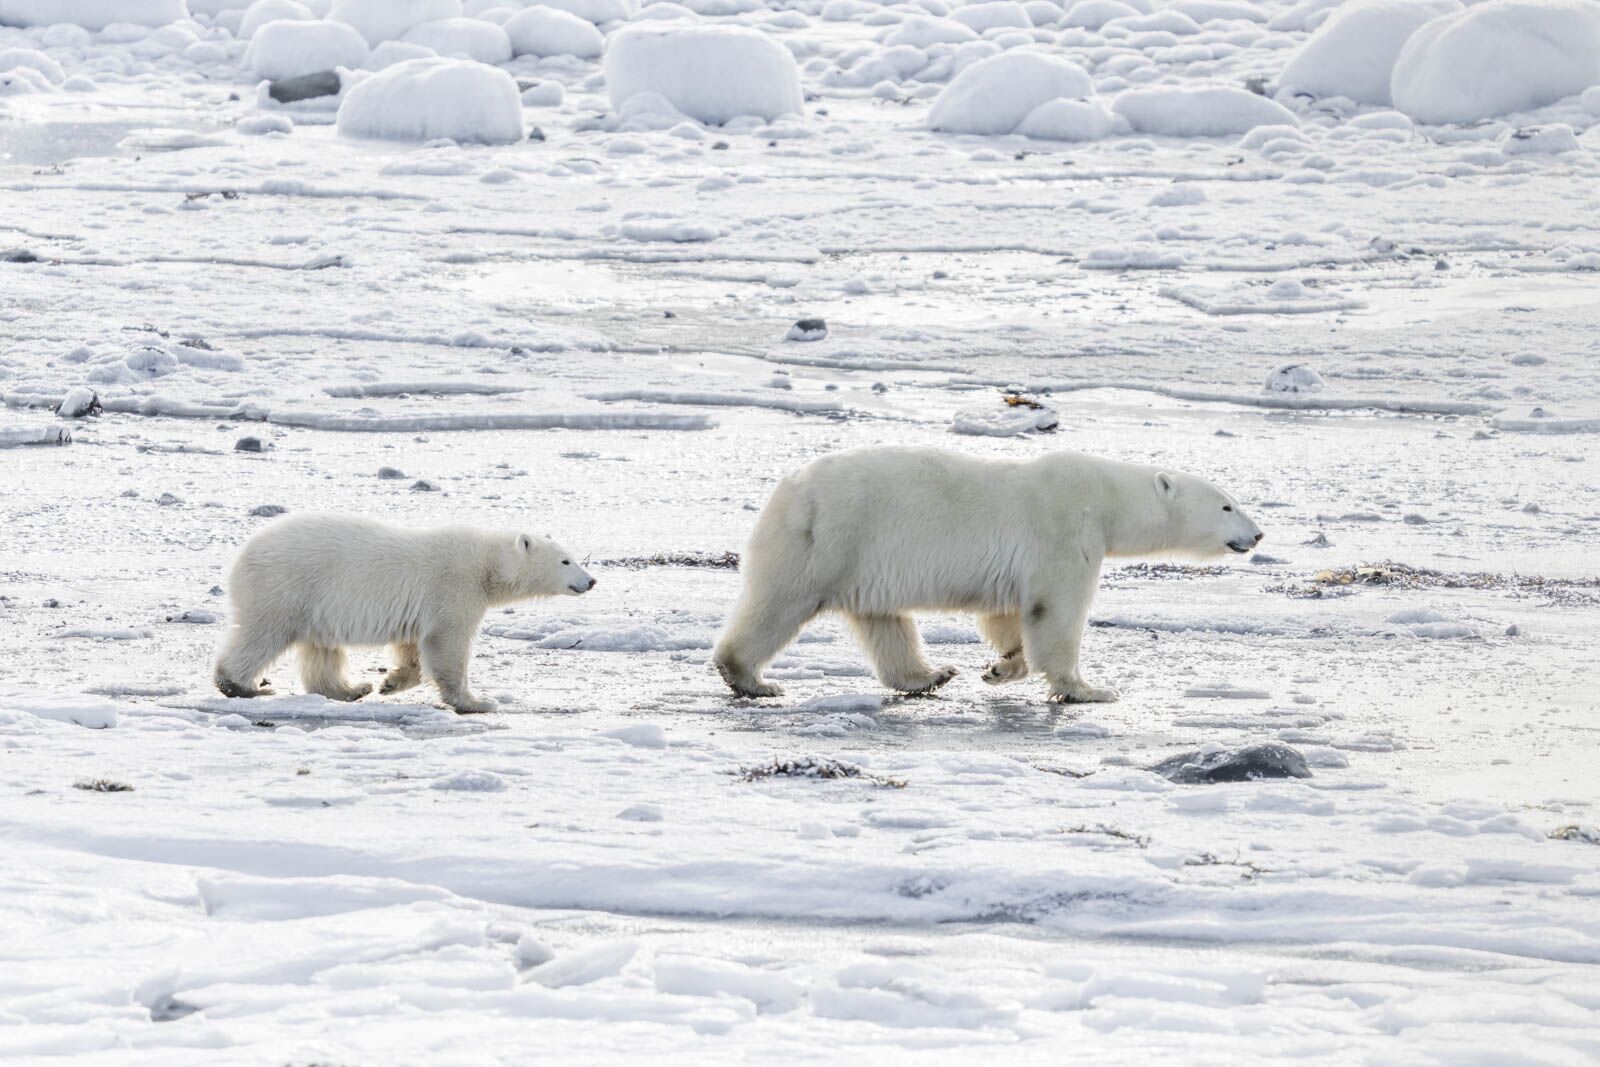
(904, 666, 958, 696)
(1048, 683, 1120, 704)
(981, 655, 1027, 685)
(329, 682, 373, 703)
(379, 669, 421, 695)
(449, 694, 498, 715)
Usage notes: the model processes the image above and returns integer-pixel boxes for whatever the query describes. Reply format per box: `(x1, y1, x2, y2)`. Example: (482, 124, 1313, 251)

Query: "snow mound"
(1277, 0, 1462, 107)
(337, 57, 523, 144)
(0, 695, 119, 729)
(506, 6, 604, 58)
(1391, 0, 1600, 124)
(0, 0, 188, 28)
(1264, 363, 1326, 393)
(1063, 0, 1138, 29)
(246, 20, 369, 80)
(1113, 86, 1298, 136)
(1500, 123, 1581, 155)
(1016, 97, 1124, 141)
(401, 18, 512, 64)
(239, 0, 315, 39)
(928, 51, 1093, 135)
(0, 67, 53, 95)
(532, 0, 636, 23)
(0, 48, 65, 85)
(330, 0, 463, 45)
(949, 0, 1033, 31)
(604, 25, 803, 125)
(951, 400, 1059, 436)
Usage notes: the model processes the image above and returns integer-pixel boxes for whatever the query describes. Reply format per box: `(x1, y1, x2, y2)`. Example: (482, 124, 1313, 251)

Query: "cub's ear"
(518, 534, 533, 553)
(1154, 472, 1177, 499)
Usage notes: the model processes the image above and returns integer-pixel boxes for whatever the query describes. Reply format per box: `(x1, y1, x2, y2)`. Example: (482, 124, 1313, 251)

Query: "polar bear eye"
(1222, 505, 1233, 512)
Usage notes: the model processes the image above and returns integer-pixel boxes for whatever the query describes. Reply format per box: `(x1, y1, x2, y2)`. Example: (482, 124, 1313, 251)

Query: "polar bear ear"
(518, 534, 533, 553)
(1154, 472, 1177, 499)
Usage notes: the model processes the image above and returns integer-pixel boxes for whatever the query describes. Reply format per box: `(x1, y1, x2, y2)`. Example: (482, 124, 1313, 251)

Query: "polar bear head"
(496, 533, 596, 598)
(1156, 471, 1263, 557)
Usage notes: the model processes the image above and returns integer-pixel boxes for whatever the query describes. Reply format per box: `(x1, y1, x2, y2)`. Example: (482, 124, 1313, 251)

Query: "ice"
(337, 57, 524, 144)
(603, 25, 804, 125)
(245, 19, 370, 80)
(1391, 0, 1600, 124)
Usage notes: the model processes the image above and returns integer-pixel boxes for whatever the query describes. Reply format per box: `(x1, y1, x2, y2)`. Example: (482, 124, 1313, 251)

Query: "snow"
(401, 17, 513, 64)
(1390, 0, 1600, 124)
(329, 0, 464, 45)
(1276, 0, 1461, 106)
(532, 0, 636, 23)
(505, 6, 604, 59)
(0, 0, 188, 29)
(337, 57, 524, 144)
(245, 19, 370, 80)
(1113, 85, 1299, 136)
(238, 0, 316, 39)
(928, 51, 1094, 135)
(604, 25, 803, 125)
(4, 0, 1600, 1059)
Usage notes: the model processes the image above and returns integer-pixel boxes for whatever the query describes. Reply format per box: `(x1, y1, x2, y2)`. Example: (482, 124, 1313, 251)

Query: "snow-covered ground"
(3, 0, 1600, 1062)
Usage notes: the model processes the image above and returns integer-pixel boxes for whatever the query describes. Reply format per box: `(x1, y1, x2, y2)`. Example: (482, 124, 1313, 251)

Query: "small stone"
(1151, 743, 1312, 784)
(1303, 531, 1332, 547)
(527, 126, 545, 142)
(786, 317, 827, 342)
(1403, 513, 1429, 525)
(410, 479, 440, 492)
(56, 387, 101, 419)
(156, 492, 182, 506)
(42, 598, 60, 608)
(712, 141, 729, 150)
(234, 436, 264, 453)
(250, 504, 287, 517)
(377, 466, 407, 480)
(1505, 623, 1520, 637)
(267, 70, 341, 104)
(1263, 363, 1325, 394)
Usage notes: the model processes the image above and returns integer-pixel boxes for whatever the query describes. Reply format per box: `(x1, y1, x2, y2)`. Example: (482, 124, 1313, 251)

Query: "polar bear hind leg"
(298, 643, 372, 702)
(978, 612, 1029, 684)
(849, 613, 957, 695)
(380, 641, 422, 694)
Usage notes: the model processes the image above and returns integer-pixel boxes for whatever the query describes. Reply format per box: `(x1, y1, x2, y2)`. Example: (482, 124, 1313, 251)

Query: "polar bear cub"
(214, 513, 595, 713)
(713, 446, 1262, 703)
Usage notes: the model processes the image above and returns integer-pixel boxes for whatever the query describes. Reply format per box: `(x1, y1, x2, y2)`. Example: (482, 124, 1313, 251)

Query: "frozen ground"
(3, 1, 1600, 1063)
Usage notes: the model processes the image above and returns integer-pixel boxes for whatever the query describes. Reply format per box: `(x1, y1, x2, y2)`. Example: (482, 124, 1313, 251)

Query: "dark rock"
(410, 479, 440, 492)
(250, 504, 287, 517)
(377, 466, 407, 480)
(234, 436, 264, 452)
(712, 141, 729, 150)
(56, 387, 101, 419)
(268, 70, 341, 104)
(42, 598, 60, 608)
(1150, 743, 1311, 784)
(156, 492, 182, 506)
(527, 126, 545, 142)
(786, 318, 827, 342)
(3, 247, 41, 263)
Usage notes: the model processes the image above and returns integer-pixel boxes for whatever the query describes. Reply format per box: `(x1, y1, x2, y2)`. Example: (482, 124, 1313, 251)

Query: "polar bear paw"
(379, 666, 422, 695)
(1048, 682, 1120, 704)
(981, 651, 1028, 685)
(325, 682, 373, 703)
(448, 693, 498, 715)
(902, 665, 958, 696)
(717, 661, 783, 699)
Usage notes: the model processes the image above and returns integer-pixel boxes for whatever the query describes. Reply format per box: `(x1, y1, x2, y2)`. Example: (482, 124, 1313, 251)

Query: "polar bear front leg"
(421, 628, 495, 714)
(848, 614, 957, 695)
(298, 643, 374, 702)
(1022, 583, 1119, 705)
(978, 612, 1029, 684)
(380, 641, 422, 695)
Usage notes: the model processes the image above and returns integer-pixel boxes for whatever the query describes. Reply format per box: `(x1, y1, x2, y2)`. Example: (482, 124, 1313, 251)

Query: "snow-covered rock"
(928, 51, 1093, 135)
(1264, 363, 1325, 393)
(0, 0, 188, 28)
(1391, 0, 1600, 124)
(329, 0, 463, 46)
(401, 17, 512, 63)
(1277, 0, 1462, 107)
(0, 66, 55, 95)
(1062, 0, 1138, 29)
(604, 25, 803, 125)
(531, 0, 635, 23)
(951, 400, 1059, 436)
(948, 0, 1032, 31)
(337, 57, 523, 143)
(1016, 96, 1123, 141)
(1113, 85, 1298, 136)
(0, 47, 64, 85)
(239, 0, 315, 38)
(246, 20, 369, 80)
(506, 6, 604, 58)
(1500, 123, 1581, 156)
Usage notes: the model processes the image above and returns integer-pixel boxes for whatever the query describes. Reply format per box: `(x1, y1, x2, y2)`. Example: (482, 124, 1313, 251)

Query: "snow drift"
(336, 57, 523, 144)
(928, 51, 1095, 136)
(1390, 0, 1600, 124)
(1113, 86, 1299, 136)
(604, 25, 803, 125)
(1277, 0, 1463, 106)
(246, 20, 369, 80)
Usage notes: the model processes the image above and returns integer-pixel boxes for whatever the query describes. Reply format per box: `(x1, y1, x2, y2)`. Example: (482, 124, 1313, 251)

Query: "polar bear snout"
(1227, 531, 1264, 554)
(568, 575, 597, 595)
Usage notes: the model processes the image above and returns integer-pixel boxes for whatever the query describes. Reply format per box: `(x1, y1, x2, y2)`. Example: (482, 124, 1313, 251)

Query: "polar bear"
(213, 514, 595, 713)
(713, 447, 1262, 703)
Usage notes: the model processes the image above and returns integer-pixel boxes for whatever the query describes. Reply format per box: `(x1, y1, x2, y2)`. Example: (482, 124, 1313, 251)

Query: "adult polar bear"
(214, 514, 595, 713)
(714, 447, 1263, 703)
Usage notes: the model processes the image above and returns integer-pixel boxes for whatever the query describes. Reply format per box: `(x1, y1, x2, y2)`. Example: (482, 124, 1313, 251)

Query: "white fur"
(713, 446, 1263, 702)
(213, 513, 594, 713)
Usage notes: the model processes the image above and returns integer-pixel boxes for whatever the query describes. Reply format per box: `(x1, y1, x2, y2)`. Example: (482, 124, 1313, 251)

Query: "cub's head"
(1155, 471, 1263, 557)
(495, 533, 596, 598)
